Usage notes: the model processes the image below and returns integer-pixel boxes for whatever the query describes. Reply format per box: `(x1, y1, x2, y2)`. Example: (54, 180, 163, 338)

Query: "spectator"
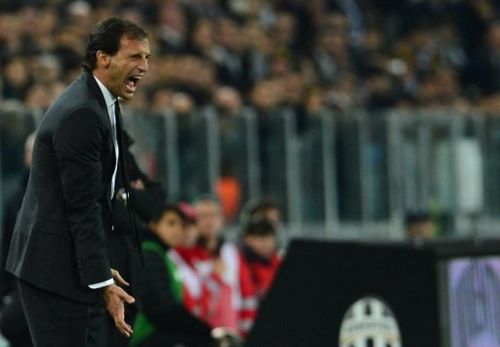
(454, 0, 498, 60)
(214, 17, 248, 91)
(189, 19, 218, 62)
(466, 21, 500, 97)
(241, 19, 271, 84)
(131, 204, 235, 347)
(270, 12, 297, 53)
(0, 133, 35, 347)
(241, 198, 282, 228)
(214, 86, 243, 117)
(362, 67, 398, 110)
(194, 196, 240, 330)
(2, 57, 31, 100)
(405, 211, 436, 241)
(237, 217, 281, 336)
(171, 202, 235, 330)
(250, 78, 283, 112)
(313, 17, 358, 84)
(195, 196, 227, 255)
(157, 1, 188, 55)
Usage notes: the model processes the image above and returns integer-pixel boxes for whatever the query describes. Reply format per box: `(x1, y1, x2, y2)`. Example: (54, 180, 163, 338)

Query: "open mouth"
(126, 75, 142, 92)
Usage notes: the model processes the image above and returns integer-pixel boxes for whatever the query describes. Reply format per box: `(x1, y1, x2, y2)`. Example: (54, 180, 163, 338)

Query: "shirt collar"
(93, 75, 116, 108)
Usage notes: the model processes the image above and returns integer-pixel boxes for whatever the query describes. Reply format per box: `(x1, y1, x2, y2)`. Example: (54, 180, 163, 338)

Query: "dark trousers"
(17, 280, 107, 347)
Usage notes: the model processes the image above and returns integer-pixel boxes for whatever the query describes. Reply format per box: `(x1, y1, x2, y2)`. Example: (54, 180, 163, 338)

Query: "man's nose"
(138, 58, 148, 72)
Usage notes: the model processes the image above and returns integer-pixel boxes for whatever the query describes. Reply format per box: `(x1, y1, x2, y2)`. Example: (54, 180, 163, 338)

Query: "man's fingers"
(110, 301, 133, 337)
(111, 269, 129, 287)
(114, 316, 133, 337)
(103, 285, 135, 338)
(115, 285, 135, 304)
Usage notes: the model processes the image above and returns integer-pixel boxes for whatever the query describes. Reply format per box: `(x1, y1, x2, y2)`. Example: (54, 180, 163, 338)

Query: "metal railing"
(1, 104, 499, 240)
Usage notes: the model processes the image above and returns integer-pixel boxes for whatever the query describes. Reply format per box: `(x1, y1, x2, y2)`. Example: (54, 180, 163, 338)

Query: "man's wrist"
(89, 278, 114, 289)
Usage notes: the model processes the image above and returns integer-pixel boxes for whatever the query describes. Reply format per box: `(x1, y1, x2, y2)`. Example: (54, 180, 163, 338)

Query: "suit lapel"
(83, 71, 108, 117)
(82, 71, 116, 208)
(83, 71, 116, 153)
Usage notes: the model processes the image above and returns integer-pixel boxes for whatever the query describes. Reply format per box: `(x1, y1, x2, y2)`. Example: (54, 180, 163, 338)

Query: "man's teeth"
(126, 80, 136, 91)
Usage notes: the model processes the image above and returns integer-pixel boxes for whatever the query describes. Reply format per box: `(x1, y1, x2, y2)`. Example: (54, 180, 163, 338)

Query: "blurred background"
(1, 0, 500, 345)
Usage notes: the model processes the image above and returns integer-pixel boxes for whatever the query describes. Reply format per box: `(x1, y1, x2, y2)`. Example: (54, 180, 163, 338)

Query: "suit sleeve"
(53, 108, 112, 286)
(141, 250, 212, 341)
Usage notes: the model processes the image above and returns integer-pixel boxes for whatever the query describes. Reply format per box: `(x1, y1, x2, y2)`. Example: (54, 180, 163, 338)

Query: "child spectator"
(131, 204, 237, 347)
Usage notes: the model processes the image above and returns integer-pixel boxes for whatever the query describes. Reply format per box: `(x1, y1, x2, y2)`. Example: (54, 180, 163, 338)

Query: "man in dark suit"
(5, 17, 150, 347)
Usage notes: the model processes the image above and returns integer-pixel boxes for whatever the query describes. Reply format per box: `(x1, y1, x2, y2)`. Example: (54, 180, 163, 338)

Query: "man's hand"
(111, 268, 129, 287)
(131, 179, 145, 190)
(211, 327, 242, 347)
(103, 284, 135, 337)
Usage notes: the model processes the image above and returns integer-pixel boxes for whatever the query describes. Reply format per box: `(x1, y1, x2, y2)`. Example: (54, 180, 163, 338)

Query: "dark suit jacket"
(6, 71, 117, 303)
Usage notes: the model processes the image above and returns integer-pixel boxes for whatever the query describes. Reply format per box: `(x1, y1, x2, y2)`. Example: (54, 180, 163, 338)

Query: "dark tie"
(114, 100, 141, 252)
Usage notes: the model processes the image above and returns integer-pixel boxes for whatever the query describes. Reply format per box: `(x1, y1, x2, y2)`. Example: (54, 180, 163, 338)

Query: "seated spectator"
(194, 196, 240, 330)
(131, 204, 237, 347)
(171, 202, 235, 330)
(195, 196, 228, 256)
(171, 202, 212, 319)
(241, 197, 282, 228)
(237, 218, 281, 336)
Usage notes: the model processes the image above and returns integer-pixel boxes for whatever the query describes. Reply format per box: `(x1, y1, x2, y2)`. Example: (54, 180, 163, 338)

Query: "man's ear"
(96, 50, 111, 68)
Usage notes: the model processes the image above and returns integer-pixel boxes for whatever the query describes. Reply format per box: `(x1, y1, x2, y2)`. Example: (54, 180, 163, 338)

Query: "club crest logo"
(339, 296, 401, 347)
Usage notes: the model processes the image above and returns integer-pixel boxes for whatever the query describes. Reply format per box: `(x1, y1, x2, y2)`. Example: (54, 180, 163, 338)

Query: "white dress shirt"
(88, 75, 118, 290)
(94, 76, 119, 199)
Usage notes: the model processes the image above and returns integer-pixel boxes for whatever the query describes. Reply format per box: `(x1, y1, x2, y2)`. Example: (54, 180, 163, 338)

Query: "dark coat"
(6, 71, 118, 303)
(138, 232, 212, 347)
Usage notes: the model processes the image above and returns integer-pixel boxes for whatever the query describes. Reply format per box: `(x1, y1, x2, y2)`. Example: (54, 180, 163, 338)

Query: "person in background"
(131, 204, 239, 347)
(170, 202, 212, 321)
(405, 210, 436, 241)
(195, 196, 226, 255)
(237, 217, 281, 337)
(241, 198, 284, 258)
(0, 133, 35, 347)
(243, 198, 282, 228)
(194, 196, 239, 330)
(171, 202, 235, 330)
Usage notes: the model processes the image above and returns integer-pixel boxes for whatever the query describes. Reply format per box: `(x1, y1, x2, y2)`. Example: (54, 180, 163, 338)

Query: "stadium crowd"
(2, 0, 500, 117)
(0, 0, 499, 346)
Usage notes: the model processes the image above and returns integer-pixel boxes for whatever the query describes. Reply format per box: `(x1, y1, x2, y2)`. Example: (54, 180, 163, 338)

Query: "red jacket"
(172, 246, 238, 331)
(237, 246, 281, 336)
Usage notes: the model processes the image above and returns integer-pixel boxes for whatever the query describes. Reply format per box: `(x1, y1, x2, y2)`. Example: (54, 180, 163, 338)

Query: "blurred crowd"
(3, 0, 500, 117)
